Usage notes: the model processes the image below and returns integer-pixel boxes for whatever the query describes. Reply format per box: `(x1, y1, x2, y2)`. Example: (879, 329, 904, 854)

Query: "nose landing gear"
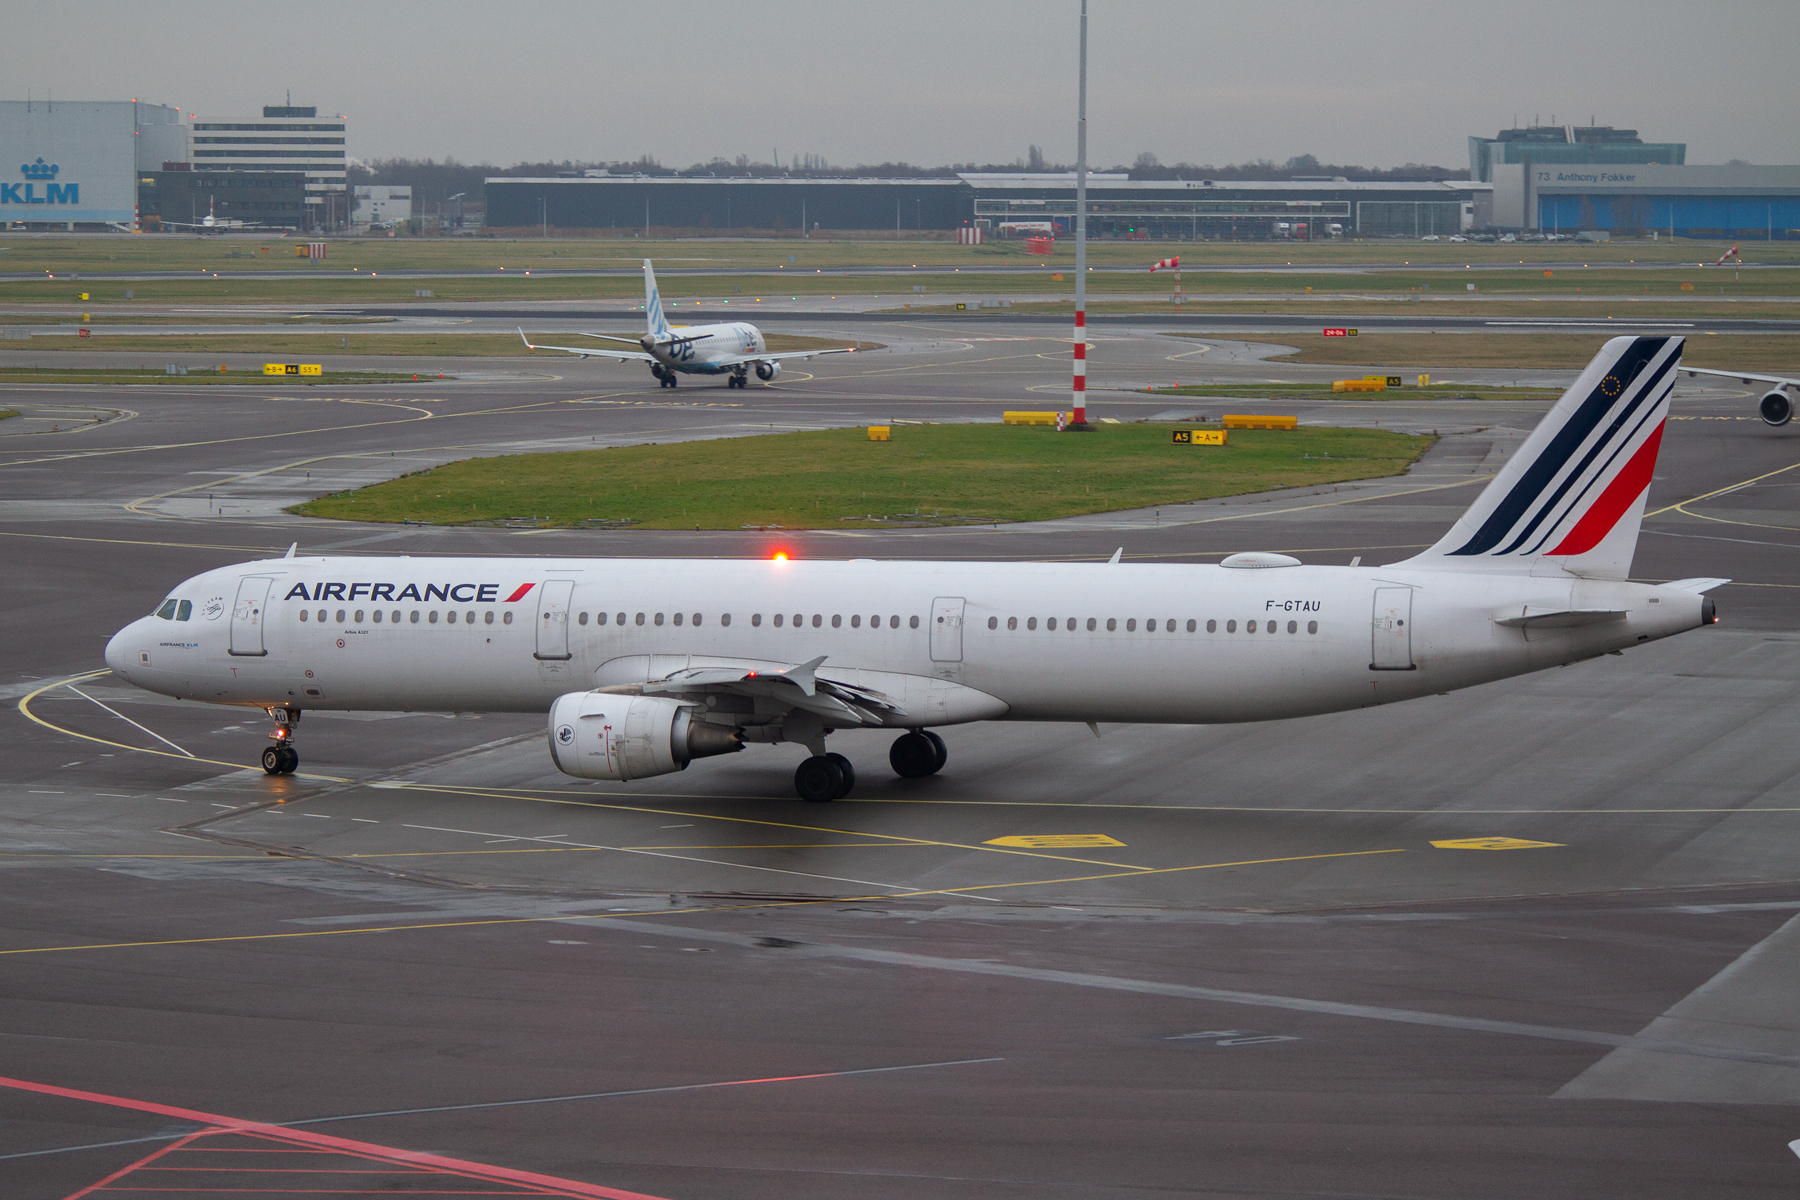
(889, 730, 946, 779)
(261, 707, 301, 775)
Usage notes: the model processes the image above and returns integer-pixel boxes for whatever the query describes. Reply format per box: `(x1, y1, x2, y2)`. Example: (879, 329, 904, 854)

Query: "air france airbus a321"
(518, 259, 856, 389)
(106, 336, 1725, 802)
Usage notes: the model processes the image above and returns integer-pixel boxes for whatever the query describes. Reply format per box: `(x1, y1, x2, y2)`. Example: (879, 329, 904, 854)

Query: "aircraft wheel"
(278, 746, 299, 774)
(923, 730, 948, 774)
(794, 755, 844, 802)
(825, 752, 856, 798)
(889, 732, 937, 779)
(261, 746, 283, 775)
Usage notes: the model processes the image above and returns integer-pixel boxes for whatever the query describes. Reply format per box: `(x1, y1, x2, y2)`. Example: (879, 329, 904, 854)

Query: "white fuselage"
(105, 556, 1707, 725)
(654, 322, 766, 375)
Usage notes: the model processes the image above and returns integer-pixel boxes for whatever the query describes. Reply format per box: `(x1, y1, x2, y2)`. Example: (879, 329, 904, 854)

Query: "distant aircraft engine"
(547, 692, 741, 781)
(1759, 389, 1793, 427)
(755, 360, 781, 381)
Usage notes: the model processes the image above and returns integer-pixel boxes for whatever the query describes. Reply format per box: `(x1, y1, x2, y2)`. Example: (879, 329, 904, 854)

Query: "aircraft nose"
(105, 619, 145, 680)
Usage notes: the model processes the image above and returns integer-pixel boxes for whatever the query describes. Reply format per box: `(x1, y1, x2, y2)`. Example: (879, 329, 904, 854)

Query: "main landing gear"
(260, 706, 301, 776)
(727, 371, 749, 389)
(651, 366, 679, 389)
(792, 732, 946, 802)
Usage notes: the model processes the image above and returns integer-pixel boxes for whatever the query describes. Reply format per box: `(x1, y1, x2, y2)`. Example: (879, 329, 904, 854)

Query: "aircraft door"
(534, 579, 575, 661)
(1370, 587, 1415, 670)
(929, 596, 965, 662)
(228, 577, 273, 657)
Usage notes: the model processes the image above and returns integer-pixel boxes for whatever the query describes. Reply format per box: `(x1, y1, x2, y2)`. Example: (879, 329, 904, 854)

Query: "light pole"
(1066, 0, 1092, 431)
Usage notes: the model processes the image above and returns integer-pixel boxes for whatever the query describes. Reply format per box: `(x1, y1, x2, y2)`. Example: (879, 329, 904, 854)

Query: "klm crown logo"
(21, 158, 58, 180)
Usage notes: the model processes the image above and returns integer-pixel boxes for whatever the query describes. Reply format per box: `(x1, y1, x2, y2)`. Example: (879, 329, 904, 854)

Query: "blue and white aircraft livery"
(519, 259, 856, 389)
(107, 337, 1725, 801)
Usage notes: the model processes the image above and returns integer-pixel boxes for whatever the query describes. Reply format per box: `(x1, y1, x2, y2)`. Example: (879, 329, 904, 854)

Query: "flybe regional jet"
(107, 336, 1724, 802)
(519, 259, 856, 388)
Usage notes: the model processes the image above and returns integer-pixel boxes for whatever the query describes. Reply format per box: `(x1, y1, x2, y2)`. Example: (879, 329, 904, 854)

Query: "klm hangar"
(0, 101, 186, 230)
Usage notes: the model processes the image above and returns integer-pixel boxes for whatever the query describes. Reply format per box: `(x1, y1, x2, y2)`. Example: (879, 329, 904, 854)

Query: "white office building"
(188, 104, 346, 227)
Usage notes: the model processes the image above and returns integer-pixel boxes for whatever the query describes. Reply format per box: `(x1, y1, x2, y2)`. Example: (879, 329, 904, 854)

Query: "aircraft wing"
(518, 329, 654, 363)
(716, 346, 858, 366)
(1680, 366, 1799, 388)
(641, 655, 906, 726)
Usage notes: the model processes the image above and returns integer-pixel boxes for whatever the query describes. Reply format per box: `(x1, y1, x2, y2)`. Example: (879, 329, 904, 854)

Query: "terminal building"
(188, 104, 348, 226)
(484, 172, 1485, 239)
(1490, 162, 1800, 237)
(1468, 123, 1685, 183)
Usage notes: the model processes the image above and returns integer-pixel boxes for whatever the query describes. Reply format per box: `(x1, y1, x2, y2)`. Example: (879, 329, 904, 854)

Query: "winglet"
(1107, 548, 1123, 565)
(284, 542, 297, 559)
(518, 327, 535, 350)
(779, 655, 828, 697)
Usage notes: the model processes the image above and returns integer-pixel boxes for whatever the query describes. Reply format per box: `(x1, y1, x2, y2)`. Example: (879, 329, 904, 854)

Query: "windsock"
(1712, 244, 1740, 266)
(1150, 257, 1180, 272)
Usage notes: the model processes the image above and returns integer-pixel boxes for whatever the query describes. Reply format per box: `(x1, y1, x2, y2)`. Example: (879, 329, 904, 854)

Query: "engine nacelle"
(1759, 389, 1793, 427)
(755, 360, 781, 382)
(547, 692, 740, 780)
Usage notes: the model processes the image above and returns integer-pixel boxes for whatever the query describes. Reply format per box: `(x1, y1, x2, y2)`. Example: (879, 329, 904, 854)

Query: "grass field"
(0, 408, 14, 420)
(1139, 381, 1562, 403)
(293, 423, 1432, 530)
(0, 367, 436, 385)
(1, 235, 1792, 275)
(1195, 332, 1800, 371)
(0, 331, 879, 358)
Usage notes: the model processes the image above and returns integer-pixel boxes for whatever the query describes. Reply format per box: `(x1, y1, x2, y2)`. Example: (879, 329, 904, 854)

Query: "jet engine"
(755, 360, 781, 382)
(547, 692, 741, 780)
(1759, 389, 1793, 427)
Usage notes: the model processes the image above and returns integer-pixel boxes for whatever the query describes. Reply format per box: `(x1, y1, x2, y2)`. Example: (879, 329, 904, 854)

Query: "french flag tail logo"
(1396, 335, 1682, 580)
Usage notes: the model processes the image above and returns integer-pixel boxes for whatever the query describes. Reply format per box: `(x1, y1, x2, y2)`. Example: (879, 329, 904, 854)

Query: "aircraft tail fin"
(1394, 335, 1682, 580)
(643, 259, 671, 340)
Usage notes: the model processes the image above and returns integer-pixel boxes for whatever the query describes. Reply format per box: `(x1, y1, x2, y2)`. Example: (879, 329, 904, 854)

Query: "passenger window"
(750, 614, 760, 627)
(1247, 620, 1257, 633)
(831, 615, 841, 628)
(615, 613, 624, 626)
(595, 612, 607, 626)
(720, 613, 730, 627)
(852, 615, 863, 628)
(410, 611, 419, 624)
(1126, 619, 1137, 632)
(466, 611, 475, 625)
(773, 614, 784, 627)
(909, 615, 919, 629)
(1287, 620, 1297, 633)
(1007, 617, 1017, 630)
(1308, 620, 1318, 634)
(156, 600, 178, 619)
(987, 616, 998, 630)
(1227, 620, 1237, 633)
(1207, 619, 1217, 633)
(177, 600, 192, 621)
(1187, 619, 1196, 632)
(484, 611, 493, 625)
(654, 613, 664, 626)
(889, 615, 899, 629)
(504, 612, 513, 625)
(693, 613, 702, 626)
(1065, 617, 1075, 631)
(1267, 621, 1277, 635)
(392, 610, 400, 624)
(446, 611, 455, 624)
(578, 612, 589, 625)
(1106, 618, 1116, 632)
(1087, 618, 1096, 631)
(356, 609, 366, 623)
(1027, 617, 1038, 631)
(812, 614, 822, 628)
(372, 610, 382, 624)
(299, 610, 308, 622)
(673, 612, 683, 626)
(336, 609, 346, 623)
(635, 613, 645, 626)
(429, 611, 439, 624)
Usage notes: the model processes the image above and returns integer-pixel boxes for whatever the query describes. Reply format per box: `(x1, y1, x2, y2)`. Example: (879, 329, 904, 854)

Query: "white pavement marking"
(64, 685, 194, 758)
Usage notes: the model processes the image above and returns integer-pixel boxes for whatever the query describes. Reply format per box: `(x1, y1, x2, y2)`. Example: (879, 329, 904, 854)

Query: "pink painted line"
(0, 1077, 670, 1200)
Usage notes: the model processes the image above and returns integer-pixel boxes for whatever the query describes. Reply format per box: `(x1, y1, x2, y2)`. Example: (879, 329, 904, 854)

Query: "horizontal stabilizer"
(1662, 577, 1732, 594)
(1495, 607, 1628, 629)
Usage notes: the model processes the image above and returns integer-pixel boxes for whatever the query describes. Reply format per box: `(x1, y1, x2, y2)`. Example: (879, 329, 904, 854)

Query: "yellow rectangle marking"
(867, 425, 891, 441)
(1222, 414, 1299, 429)
(985, 834, 1125, 849)
(1003, 411, 1061, 426)
(1430, 837, 1563, 850)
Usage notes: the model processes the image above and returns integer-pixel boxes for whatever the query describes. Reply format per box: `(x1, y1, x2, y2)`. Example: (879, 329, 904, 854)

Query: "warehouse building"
(484, 172, 1486, 239)
(0, 100, 185, 229)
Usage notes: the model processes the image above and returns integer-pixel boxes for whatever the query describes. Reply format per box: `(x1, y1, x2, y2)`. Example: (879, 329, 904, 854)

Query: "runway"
(2, 318, 1797, 1198)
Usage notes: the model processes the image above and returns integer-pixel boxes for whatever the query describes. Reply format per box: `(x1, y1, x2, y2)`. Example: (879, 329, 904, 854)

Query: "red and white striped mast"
(1066, 0, 1092, 431)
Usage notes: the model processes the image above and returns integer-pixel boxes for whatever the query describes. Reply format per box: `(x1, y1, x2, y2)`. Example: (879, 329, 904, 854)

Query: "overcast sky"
(9, 1, 1796, 170)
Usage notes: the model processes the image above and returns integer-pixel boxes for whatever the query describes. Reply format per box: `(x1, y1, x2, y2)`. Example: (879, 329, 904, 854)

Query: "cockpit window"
(155, 600, 178, 619)
(176, 600, 192, 621)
